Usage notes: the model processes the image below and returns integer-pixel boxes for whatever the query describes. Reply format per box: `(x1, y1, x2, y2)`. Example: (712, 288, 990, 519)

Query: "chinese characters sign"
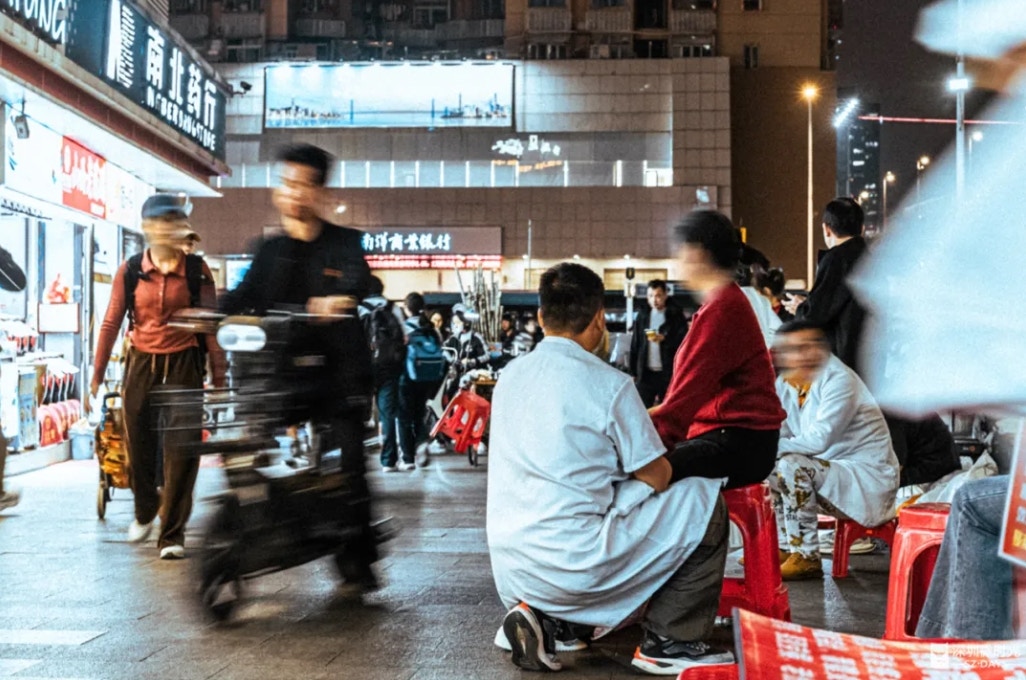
(359, 227, 502, 256)
(361, 231, 454, 254)
(101, 0, 226, 159)
(492, 135, 562, 159)
(61, 137, 106, 218)
(736, 608, 1026, 679)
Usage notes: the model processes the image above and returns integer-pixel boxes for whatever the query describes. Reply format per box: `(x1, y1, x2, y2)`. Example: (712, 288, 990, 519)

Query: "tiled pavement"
(0, 449, 891, 679)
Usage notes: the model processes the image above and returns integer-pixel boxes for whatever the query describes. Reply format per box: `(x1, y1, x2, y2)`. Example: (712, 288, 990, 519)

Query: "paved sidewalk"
(0, 451, 890, 679)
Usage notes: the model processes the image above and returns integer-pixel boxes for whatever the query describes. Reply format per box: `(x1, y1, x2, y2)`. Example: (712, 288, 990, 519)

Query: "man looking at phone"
(629, 280, 688, 407)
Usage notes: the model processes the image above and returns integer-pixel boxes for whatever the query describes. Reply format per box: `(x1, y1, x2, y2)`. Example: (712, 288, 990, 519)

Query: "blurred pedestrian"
(754, 267, 793, 323)
(359, 276, 407, 472)
(629, 279, 688, 407)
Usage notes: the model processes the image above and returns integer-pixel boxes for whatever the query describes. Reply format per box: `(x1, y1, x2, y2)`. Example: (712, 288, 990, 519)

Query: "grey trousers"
(643, 493, 728, 641)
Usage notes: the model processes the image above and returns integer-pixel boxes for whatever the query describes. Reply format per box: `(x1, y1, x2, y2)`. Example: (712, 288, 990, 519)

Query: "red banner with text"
(61, 137, 107, 219)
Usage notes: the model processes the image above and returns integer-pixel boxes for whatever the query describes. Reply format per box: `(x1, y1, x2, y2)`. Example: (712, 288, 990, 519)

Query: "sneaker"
(0, 489, 20, 512)
(381, 465, 399, 473)
(849, 537, 877, 555)
(502, 602, 562, 672)
(631, 632, 735, 675)
(494, 621, 589, 653)
(397, 461, 417, 472)
(780, 552, 824, 581)
(159, 545, 185, 560)
(128, 520, 153, 543)
(415, 443, 430, 468)
(818, 529, 835, 555)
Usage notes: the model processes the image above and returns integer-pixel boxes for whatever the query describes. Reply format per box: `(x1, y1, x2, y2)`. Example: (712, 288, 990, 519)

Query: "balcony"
(526, 8, 572, 33)
(436, 19, 504, 41)
(294, 18, 347, 38)
(669, 8, 715, 34)
(387, 25, 439, 47)
(221, 11, 266, 39)
(170, 13, 210, 41)
(585, 7, 631, 33)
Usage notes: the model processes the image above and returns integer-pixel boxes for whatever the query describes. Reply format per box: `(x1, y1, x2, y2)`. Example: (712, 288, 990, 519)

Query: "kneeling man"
(770, 320, 899, 580)
(487, 263, 731, 675)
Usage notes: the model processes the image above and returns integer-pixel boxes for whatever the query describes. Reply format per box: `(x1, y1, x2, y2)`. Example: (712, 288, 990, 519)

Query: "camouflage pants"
(768, 453, 844, 559)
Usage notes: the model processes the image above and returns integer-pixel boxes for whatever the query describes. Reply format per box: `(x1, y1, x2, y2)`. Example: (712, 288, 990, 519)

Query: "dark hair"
(368, 275, 385, 297)
(672, 210, 741, 271)
(276, 144, 332, 186)
(777, 319, 828, 338)
(452, 311, 473, 332)
(823, 197, 865, 238)
(647, 279, 667, 292)
(404, 292, 425, 316)
(754, 267, 787, 297)
(539, 263, 604, 335)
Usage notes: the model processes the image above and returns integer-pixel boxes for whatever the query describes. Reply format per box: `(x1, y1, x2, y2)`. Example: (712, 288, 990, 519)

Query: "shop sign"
(359, 226, 501, 256)
(0, 0, 68, 46)
(1001, 424, 1026, 568)
(61, 137, 106, 218)
(105, 164, 150, 227)
(365, 254, 502, 271)
(491, 135, 562, 159)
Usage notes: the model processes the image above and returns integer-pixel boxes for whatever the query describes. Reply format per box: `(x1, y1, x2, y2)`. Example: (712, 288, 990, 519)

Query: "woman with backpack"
(90, 194, 226, 559)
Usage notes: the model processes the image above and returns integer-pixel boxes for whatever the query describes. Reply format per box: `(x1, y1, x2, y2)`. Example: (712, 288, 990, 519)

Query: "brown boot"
(780, 553, 824, 581)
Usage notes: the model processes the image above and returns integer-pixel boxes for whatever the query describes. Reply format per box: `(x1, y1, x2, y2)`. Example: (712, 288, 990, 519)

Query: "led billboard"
(264, 62, 514, 129)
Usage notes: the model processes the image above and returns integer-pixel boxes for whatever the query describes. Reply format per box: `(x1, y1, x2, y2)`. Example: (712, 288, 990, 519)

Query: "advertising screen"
(264, 62, 514, 129)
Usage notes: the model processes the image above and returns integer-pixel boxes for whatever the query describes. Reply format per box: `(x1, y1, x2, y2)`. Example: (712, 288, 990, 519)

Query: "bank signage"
(0, 0, 68, 46)
(359, 227, 502, 256)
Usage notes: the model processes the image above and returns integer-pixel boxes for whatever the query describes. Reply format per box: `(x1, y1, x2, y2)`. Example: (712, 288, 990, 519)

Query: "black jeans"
(375, 377, 401, 467)
(635, 370, 671, 408)
(398, 375, 434, 464)
(666, 427, 779, 490)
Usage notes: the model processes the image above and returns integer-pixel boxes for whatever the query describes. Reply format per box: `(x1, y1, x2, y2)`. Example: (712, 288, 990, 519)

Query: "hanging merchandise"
(455, 265, 503, 346)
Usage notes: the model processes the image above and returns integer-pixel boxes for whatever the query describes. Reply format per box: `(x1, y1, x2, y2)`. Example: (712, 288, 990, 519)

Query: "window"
(592, 0, 625, 8)
(743, 43, 759, 68)
(742, 0, 761, 10)
(528, 0, 566, 7)
(672, 0, 714, 9)
(675, 42, 713, 58)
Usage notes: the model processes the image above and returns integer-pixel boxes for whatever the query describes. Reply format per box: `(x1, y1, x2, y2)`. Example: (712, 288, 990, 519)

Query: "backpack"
(124, 252, 208, 360)
(406, 325, 446, 383)
(361, 301, 406, 378)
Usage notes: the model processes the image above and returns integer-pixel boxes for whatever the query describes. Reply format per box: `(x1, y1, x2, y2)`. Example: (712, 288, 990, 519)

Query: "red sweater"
(651, 283, 784, 444)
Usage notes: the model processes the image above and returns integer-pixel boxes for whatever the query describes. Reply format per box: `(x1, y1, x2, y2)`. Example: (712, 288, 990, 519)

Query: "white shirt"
(776, 355, 900, 527)
(740, 287, 782, 347)
(647, 307, 666, 371)
(487, 337, 723, 628)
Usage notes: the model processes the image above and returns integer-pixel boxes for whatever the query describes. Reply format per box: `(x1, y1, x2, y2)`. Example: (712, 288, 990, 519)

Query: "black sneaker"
(631, 631, 734, 676)
(502, 602, 562, 672)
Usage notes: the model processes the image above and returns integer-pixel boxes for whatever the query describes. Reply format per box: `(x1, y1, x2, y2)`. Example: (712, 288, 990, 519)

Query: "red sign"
(61, 138, 107, 218)
(1001, 423, 1026, 568)
(736, 608, 1026, 679)
(365, 254, 502, 271)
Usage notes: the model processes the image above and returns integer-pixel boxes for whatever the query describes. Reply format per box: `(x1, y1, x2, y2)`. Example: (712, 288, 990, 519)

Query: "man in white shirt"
(488, 263, 731, 675)
(769, 320, 899, 580)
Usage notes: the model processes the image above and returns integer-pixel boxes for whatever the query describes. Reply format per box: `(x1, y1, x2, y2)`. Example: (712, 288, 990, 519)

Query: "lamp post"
(882, 171, 895, 230)
(916, 155, 930, 218)
(802, 84, 818, 289)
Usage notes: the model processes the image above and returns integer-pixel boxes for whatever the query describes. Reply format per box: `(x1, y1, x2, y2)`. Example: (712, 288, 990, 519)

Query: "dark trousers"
(667, 428, 779, 490)
(644, 494, 728, 641)
(122, 347, 203, 549)
(375, 377, 400, 467)
(398, 375, 433, 464)
(636, 370, 671, 408)
(324, 411, 379, 572)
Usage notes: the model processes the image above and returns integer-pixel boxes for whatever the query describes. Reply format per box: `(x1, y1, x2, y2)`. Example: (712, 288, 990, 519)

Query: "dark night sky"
(837, 0, 994, 206)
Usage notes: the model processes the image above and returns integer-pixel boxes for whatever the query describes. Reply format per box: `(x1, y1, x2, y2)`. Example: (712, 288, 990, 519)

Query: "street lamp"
(882, 171, 896, 230)
(916, 155, 930, 218)
(802, 84, 818, 289)
(858, 190, 870, 204)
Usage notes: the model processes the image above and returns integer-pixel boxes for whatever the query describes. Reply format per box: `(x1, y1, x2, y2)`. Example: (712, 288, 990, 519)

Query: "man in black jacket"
(220, 143, 379, 590)
(786, 197, 867, 374)
(628, 280, 688, 407)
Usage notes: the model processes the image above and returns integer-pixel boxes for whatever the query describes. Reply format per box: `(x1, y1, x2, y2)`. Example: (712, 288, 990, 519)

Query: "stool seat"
(832, 517, 898, 578)
(896, 503, 951, 532)
(677, 665, 738, 679)
(884, 502, 951, 641)
(430, 390, 490, 454)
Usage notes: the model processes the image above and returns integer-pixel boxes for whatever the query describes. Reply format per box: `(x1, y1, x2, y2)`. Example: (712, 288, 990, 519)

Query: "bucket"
(70, 429, 95, 461)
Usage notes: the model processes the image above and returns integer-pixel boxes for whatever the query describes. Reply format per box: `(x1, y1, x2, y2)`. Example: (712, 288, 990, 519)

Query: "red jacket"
(651, 283, 784, 444)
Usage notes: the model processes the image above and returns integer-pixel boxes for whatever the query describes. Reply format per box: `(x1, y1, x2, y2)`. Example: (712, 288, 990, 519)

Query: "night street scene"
(1, 0, 1025, 678)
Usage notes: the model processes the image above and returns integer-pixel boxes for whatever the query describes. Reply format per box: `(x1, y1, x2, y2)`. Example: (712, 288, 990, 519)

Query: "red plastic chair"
(883, 502, 950, 641)
(832, 517, 898, 578)
(677, 665, 739, 680)
(429, 390, 490, 455)
(719, 483, 791, 621)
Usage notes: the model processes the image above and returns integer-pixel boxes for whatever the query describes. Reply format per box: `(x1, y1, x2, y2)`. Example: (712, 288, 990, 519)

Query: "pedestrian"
(91, 193, 227, 559)
(359, 276, 407, 472)
(219, 143, 380, 591)
(397, 292, 445, 469)
(0, 432, 19, 512)
(628, 279, 688, 407)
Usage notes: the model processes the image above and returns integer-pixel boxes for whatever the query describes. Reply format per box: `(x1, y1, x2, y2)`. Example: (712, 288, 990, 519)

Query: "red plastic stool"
(677, 665, 739, 680)
(832, 517, 898, 578)
(883, 502, 950, 641)
(429, 390, 490, 454)
(719, 483, 791, 621)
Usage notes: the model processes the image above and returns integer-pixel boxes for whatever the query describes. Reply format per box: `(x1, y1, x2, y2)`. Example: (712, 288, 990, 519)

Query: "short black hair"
(277, 144, 332, 186)
(368, 275, 385, 297)
(405, 292, 425, 316)
(539, 263, 604, 335)
(824, 197, 865, 238)
(777, 319, 828, 338)
(755, 267, 787, 297)
(672, 210, 741, 271)
(647, 279, 667, 292)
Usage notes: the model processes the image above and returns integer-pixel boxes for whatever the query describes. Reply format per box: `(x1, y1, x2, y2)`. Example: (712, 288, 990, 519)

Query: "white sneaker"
(128, 520, 153, 543)
(818, 529, 835, 555)
(849, 537, 877, 554)
(415, 443, 430, 468)
(428, 441, 447, 455)
(159, 545, 185, 560)
(397, 461, 417, 472)
(381, 465, 399, 473)
(0, 489, 20, 512)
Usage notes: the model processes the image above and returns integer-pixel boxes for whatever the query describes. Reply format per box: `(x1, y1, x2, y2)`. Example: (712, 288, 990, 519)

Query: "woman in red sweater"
(650, 210, 785, 489)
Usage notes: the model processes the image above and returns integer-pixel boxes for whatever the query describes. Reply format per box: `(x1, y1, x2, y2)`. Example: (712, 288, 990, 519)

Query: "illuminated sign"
(101, 0, 226, 159)
(492, 135, 562, 159)
(61, 137, 106, 218)
(1, 0, 68, 45)
(366, 254, 502, 271)
(264, 62, 514, 130)
(359, 226, 502, 256)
